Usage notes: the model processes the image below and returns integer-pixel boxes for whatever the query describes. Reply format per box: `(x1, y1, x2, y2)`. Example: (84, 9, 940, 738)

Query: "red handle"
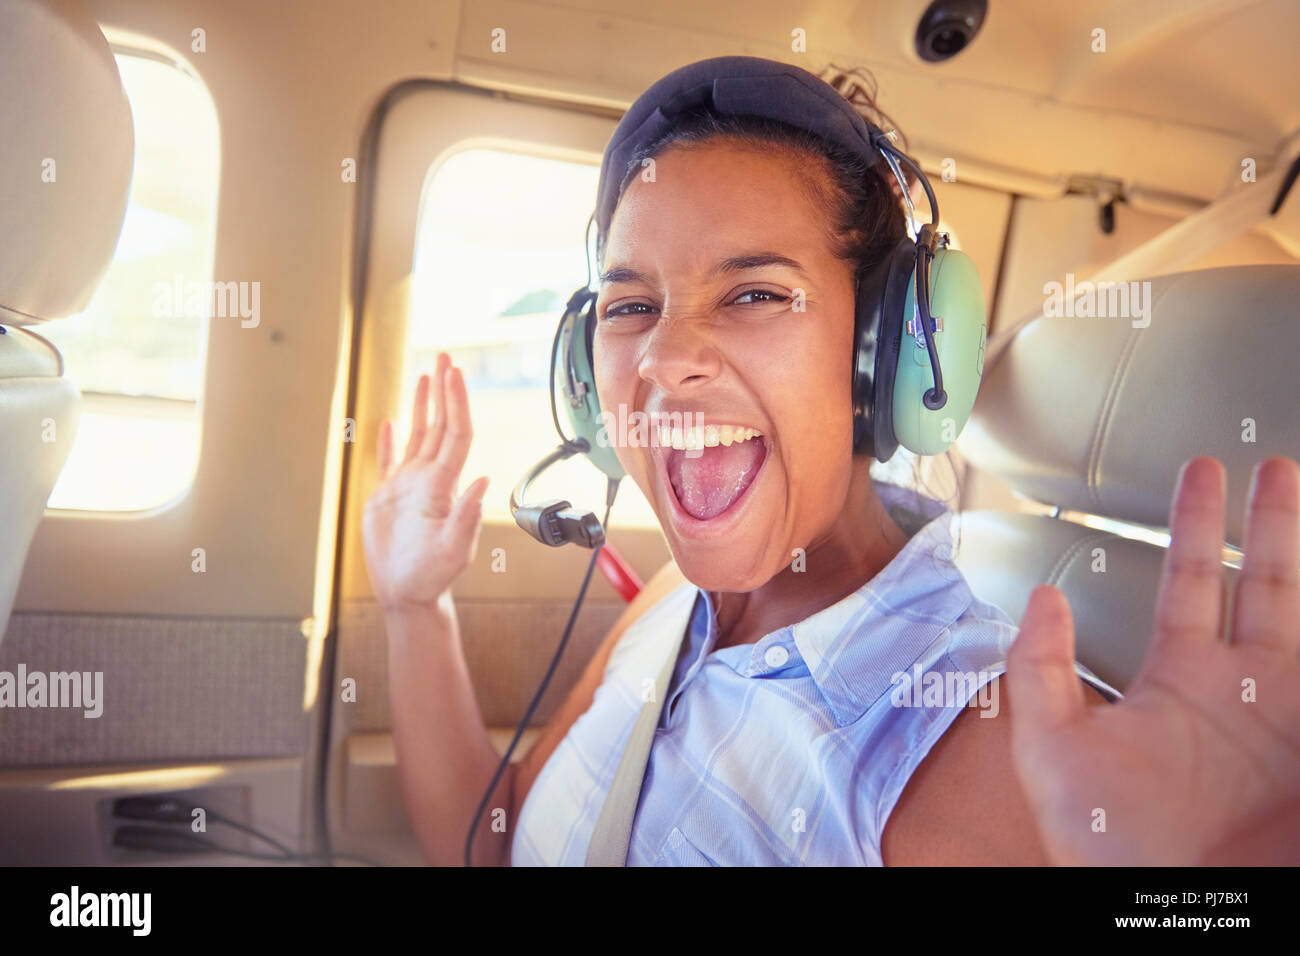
(597, 542, 642, 603)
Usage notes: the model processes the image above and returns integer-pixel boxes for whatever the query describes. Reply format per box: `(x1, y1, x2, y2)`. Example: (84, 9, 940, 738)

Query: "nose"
(637, 311, 723, 393)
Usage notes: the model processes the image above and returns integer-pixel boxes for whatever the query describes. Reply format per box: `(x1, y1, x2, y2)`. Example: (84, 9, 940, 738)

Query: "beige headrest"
(0, 0, 133, 325)
(959, 265, 1300, 547)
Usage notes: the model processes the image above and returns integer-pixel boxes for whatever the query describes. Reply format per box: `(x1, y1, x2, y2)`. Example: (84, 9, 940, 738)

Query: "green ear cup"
(558, 297, 627, 480)
(891, 247, 987, 455)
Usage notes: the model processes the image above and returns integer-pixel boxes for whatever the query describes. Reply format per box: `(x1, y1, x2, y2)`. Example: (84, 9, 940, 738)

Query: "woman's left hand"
(1006, 455, 1300, 865)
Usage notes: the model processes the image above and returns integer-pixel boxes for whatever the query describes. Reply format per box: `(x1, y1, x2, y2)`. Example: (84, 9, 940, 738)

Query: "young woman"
(362, 59, 1300, 866)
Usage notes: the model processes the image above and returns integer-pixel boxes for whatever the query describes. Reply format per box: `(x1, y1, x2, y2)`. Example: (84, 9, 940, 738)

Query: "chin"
(662, 539, 777, 595)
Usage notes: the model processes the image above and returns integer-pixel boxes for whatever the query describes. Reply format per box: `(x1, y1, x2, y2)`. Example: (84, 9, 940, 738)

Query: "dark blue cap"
(595, 55, 893, 241)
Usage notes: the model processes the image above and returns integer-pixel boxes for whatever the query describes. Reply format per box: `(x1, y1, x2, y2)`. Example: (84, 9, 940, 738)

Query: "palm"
(1007, 457, 1300, 865)
(362, 353, 489, 610)
(366, 462, 459, 603)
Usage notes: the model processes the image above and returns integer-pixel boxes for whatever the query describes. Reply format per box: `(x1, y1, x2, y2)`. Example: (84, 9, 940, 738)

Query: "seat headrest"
(959, 265, 1300, 547)
(0, 0, 133, 326)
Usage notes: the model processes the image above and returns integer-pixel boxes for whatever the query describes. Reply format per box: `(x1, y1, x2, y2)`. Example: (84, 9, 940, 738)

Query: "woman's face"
(593, 140, 861, 591)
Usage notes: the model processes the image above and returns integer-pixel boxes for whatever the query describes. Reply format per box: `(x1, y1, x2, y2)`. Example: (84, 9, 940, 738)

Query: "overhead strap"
(984, 134, 1300, 375)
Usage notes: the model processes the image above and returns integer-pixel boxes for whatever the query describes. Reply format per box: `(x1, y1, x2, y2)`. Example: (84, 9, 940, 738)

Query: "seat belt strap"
(585, 590, 697, 866)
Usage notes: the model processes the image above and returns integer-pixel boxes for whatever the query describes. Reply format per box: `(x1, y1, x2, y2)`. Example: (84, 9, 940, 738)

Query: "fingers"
(420, 352, 451, 461)
(447, 476, 490, 565)
(1150, 457, 1227, 657)
(396, 353, 455, 469)
(1007, 585, 1085, 737)
(402, 372, 431, 465)
(432, 365, 474, 498)
(1230, 457, 1300, 655)
(377, 419, 394, 481)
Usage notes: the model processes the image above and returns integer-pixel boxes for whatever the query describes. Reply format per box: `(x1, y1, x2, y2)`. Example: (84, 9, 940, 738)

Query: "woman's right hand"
(362, 352, 490, 612)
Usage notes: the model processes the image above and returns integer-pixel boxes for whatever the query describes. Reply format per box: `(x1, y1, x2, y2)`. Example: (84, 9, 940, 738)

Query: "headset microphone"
(510, 440, 608, 548)
(509, 282, 622, 550)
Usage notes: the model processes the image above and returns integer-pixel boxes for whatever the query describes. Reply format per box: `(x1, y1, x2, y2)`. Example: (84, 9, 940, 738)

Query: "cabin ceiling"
(452, 0, 1299, 209)
(538, 0, 1297, 143)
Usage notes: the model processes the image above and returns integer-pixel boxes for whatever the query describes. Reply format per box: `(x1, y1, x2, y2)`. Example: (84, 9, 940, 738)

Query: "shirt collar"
(694, 479, 975, 727)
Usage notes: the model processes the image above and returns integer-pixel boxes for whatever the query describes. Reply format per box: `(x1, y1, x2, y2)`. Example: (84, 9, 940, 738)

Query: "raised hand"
(362, 352, 490, 611)
(1006, 455, 1300, 865)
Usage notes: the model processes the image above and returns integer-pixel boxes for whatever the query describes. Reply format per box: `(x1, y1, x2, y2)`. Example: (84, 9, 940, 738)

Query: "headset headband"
(594, 56, 895, 241)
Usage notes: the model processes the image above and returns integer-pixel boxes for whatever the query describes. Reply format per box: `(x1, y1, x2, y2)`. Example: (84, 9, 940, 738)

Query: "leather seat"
(0, 0, 133, 637)
(954, 265, 1299, 691)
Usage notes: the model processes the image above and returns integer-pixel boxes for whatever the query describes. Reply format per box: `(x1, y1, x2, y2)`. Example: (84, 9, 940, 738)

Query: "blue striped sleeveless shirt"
(511, 481, 1121, 865)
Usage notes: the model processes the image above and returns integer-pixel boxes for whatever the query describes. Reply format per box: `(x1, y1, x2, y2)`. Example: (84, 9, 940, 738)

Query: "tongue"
(667, 440, 765, 520)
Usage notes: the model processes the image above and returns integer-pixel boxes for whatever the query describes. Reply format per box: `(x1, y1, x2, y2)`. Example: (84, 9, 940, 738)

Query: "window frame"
(16, 27, 334, 622)
(38, 42, 219, 514)
(340, 82, 672, 605)
(400, 144, 661, 531)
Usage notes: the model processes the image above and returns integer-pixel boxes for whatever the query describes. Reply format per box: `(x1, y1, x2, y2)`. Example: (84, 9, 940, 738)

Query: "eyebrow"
(599, 252, 810, 286)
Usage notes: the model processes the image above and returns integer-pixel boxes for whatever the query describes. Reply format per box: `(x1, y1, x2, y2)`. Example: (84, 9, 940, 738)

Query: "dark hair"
(597, 63, 908, 290)
(596, 63, 964, 528)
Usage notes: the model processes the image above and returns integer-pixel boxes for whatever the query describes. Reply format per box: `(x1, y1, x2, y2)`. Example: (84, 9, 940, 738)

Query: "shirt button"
(764, 645, 789, 668)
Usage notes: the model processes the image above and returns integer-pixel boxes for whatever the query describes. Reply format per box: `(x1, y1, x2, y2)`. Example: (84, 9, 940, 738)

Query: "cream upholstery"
(0, 329, 80, 631)
(965, 266, 1300, 546)
(0, 0, 133, 636)
(0, 0, 133, 325)
(955, 265, 1297, 690)
(953, 510, 1238, 693)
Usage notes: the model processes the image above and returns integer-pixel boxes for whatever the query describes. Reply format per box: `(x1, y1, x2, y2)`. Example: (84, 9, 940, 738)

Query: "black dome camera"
(915, 0, 988, 62)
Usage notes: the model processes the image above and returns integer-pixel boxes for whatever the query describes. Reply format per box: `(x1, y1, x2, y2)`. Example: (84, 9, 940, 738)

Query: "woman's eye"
(602, 290, 789, 319)
(732, 289, 790, 306)
(602, 301, 656, 320)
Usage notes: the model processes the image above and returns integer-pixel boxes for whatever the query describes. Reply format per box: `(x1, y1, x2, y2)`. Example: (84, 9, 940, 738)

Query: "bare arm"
(385, 523, 684, 866)
(363, 354, 507, 865)
(382, 595, 516, 865)
(365, 351, 685, 865)
(881, 675, 1110, 865)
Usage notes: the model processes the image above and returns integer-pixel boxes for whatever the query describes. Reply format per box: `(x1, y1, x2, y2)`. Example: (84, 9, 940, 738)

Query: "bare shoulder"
(880, 674, 1109, 865)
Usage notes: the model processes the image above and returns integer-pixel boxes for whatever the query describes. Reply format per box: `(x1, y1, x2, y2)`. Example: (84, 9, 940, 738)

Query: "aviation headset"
(474, 55, 988, 865)
(510, 54, 988, 550)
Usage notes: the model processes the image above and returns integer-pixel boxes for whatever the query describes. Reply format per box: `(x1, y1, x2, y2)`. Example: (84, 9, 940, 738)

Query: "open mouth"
(660, 424, 769, 522)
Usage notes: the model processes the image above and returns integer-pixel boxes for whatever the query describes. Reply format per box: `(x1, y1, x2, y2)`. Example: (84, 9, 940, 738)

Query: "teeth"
(657, 423, 762, 450)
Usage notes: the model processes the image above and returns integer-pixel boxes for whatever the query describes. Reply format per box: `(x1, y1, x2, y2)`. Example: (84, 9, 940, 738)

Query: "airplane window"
(406, 147, 660, 529)
(40, 50, 217, 512)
